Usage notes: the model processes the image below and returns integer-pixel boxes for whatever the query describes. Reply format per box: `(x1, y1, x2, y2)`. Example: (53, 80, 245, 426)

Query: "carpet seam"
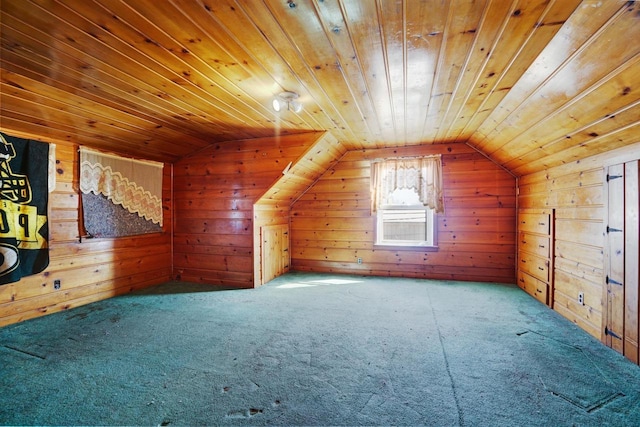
(428, 295, 465, 427)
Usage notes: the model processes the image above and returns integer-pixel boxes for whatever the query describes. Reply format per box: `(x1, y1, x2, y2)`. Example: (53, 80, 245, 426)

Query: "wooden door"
(604, 161, 639, 364)
(623, 161, 639, 364)
(261, 224, 290, 285)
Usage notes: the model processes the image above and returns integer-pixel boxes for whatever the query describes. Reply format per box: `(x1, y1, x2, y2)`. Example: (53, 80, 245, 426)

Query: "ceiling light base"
(273, 91, 302, 113)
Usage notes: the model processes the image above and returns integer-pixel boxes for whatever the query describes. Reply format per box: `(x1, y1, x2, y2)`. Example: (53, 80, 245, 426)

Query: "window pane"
(382, 210, 426, 241)
(388, 187, 421, 205)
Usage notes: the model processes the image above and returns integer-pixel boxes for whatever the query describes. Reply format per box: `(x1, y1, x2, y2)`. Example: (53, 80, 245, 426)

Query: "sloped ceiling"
(1, 0, 638, 176)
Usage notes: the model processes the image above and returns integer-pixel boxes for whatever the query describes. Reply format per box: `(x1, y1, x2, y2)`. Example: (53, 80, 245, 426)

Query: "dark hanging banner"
(0, 132, 50, 285)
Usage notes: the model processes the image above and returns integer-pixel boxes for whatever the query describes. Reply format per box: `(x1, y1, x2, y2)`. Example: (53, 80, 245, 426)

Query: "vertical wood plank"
(606, 164, 625, 353)
(624, 161, 639, 363)
(602, 167, 610, 345)
(262, 226, 276, 284)
(261, 224, 289, 285)
(282, 226, 290, 274)
(549, 208, 556, 309)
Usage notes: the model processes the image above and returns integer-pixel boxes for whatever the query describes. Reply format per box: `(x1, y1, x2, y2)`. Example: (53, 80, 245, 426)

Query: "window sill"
(79, 230, 167, 242)
(374, 243, 439, 252)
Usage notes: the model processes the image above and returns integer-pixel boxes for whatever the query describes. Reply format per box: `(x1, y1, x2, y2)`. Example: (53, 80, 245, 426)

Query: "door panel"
(624, 161, 639, 363)
(606, 164, 625, 353)
(261, 224, 289, 285)
(604, 161, 639, 364)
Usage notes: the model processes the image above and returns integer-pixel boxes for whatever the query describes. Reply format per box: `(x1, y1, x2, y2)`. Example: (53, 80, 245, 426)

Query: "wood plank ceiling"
(1, 0, 638, 175)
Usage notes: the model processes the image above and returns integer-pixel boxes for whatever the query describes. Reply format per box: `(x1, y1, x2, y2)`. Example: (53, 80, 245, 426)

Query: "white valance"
(371, 155, 444, 213)
(79, 147, 164, 225)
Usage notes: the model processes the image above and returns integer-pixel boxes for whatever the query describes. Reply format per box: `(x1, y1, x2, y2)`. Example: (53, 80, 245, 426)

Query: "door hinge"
(607, 226, 623, 233)
(606, 174, 623, 182)
(606, 275, 623, 286)
(604, 327, 622, 340)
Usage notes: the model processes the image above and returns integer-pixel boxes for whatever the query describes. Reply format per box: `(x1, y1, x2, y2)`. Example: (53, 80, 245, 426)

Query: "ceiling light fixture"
(272, 91, 302, 113)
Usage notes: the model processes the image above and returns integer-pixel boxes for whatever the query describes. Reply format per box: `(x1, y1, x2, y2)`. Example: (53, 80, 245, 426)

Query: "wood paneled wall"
(0, 139, 172, 327)
(518, 142, 640, 342)
(173, 132, 336, 288)
(290, 143, 516, 283)
(253, 132, 346, 286)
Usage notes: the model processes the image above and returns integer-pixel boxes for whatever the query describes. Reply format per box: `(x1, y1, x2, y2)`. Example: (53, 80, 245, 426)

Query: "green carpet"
(517, 330, 623, 412)
(1, 272, 639, 426)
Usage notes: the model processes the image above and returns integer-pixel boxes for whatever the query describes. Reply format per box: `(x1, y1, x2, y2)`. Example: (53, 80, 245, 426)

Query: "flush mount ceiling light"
(272, 91, 302, 113)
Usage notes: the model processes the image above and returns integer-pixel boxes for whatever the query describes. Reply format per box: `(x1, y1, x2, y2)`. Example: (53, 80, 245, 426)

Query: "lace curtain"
(370, 155, 444, 213)
(79, 147, 164, 226)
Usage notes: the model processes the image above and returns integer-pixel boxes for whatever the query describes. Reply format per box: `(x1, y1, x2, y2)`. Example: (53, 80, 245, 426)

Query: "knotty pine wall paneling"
(253, 132, 345, 286)
(173, 132, 331, 288)
(0, 139, 173, 327)
(290, 143, 517, 283)
(518, 142, 640, 350)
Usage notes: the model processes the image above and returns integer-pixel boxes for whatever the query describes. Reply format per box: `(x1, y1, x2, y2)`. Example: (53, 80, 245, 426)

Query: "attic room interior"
(1, 0, 639, 425)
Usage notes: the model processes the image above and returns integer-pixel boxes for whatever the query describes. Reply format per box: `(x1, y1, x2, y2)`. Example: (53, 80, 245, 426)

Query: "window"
(376, 188, 436, 247)
(370, 156, 443, 248)
(79, 147, 164, 238)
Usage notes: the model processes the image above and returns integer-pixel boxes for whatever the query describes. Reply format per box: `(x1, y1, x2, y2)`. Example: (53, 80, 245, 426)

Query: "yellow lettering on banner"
(18, 214, 47, 249)
(0, 201, 15, 237)
(14, 203, 36, 241)
(0, 201, 47, 249)
(0, 209, 9, 234)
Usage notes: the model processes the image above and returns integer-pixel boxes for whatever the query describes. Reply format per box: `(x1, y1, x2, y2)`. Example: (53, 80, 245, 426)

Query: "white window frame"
(376, 204, 437, 248)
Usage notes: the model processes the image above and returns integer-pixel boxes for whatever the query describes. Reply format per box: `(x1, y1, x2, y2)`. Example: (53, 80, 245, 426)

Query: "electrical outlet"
(54, 279, 61, 290)
(578, 292, 584, 306)
(357, 257, 362, 264)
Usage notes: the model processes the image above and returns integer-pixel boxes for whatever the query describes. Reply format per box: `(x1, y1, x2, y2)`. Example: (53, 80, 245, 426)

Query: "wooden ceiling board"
(0, 22, 219, 148)
(512, 121, 640, 177)
(422, 0, 486, 141)
(480, 4, 639, 152)
(455, 0, 584, 144)
(471, 1, 635, 152)
(261, 0, 377, 144)
(0, 0, 638, 175)
(87, 1, 264, 117)
(432, 0, 515, 143)
(476, 8, 640, 172)
(403, 1, 448, 144)
(473, 0, 621, 141)
(499, 61, 640, 171)
(1, 1, 245, 158)
(0, 90, 189, 159)
(19, 0, 228, 122)
(374, 0, 407, 143)
(53, 0, 274, 136)
(441, 0, 565, 141)
(230, 0, 358, 142)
